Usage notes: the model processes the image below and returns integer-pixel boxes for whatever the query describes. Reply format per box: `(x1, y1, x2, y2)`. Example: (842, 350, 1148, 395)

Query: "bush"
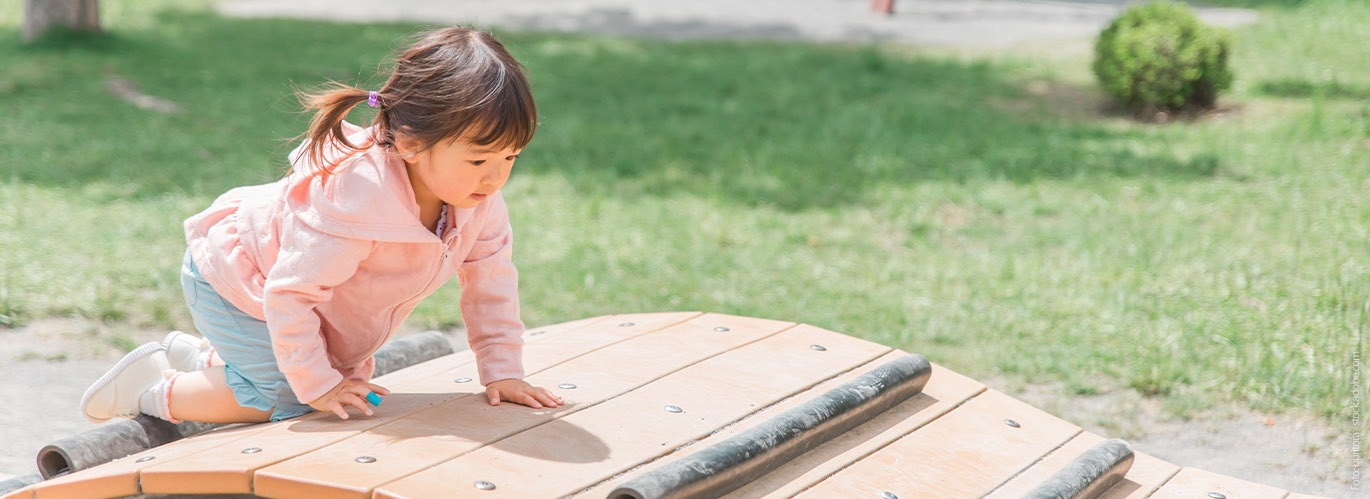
(1093, 1, 1234, 114)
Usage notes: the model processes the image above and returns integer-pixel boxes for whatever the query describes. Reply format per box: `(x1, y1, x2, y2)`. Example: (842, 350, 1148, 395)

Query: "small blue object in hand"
(366, 392, 383, 407)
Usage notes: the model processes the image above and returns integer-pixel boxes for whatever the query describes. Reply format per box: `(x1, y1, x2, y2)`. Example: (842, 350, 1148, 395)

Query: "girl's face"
(400, 134, 521, 210)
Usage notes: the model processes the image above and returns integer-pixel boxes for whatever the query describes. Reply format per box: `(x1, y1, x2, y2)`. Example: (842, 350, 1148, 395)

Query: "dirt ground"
(1, 317, 1357, 497)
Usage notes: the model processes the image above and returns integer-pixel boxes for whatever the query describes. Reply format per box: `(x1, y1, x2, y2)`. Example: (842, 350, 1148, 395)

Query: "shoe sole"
(80, 342, 165, 423)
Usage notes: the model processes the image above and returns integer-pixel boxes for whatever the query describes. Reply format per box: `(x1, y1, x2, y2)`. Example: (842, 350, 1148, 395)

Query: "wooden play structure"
(3, 312, 1330, 498)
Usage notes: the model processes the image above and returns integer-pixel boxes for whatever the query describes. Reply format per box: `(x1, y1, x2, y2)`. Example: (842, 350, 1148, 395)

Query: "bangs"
(445, 65, 537, 151)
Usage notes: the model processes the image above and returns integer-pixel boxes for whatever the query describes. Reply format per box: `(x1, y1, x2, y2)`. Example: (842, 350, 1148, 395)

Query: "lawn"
(1, 0, 1366, 438)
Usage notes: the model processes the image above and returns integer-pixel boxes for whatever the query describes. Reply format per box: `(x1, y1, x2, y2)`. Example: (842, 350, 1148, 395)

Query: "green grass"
(1, 0, 1366, 439)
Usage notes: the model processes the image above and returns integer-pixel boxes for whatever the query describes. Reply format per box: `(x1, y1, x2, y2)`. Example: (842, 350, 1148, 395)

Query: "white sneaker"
(80, 342, 172, 423)
(162, 330, 213, 372)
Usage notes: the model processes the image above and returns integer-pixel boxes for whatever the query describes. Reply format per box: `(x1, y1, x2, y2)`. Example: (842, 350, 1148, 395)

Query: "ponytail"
(291, 82, 379, 176)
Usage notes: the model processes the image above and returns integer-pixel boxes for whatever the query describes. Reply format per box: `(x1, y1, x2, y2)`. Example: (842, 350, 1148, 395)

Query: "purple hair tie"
(367, 91, 380, 108)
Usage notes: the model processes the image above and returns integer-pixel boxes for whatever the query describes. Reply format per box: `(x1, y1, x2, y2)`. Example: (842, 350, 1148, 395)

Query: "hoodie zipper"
(376, 238, 452, 356)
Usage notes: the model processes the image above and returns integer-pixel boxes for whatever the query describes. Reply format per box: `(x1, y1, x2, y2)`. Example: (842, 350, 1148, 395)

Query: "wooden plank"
(1285, 493, 1335, 499)
(252, 313, 795, 498)
(1, 485, 34, 499)
(577, 353, 984, 499)
(1148, 467, 1289, 499)
(136, 312, 699, 496)
(373, 323, 893, 498)
(1097, 449, 1181, 499)
(793, 389, 1082, 498)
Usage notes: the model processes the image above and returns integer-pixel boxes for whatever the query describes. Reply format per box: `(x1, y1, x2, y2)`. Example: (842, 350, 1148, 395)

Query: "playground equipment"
(2, 313, 1329, 498)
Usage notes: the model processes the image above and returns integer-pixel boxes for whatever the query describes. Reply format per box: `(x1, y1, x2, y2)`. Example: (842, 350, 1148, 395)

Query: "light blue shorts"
(181, 250, 314, 422)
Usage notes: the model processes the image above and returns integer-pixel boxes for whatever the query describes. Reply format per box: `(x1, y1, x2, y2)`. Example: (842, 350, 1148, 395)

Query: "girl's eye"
(471, 160, 486, 166)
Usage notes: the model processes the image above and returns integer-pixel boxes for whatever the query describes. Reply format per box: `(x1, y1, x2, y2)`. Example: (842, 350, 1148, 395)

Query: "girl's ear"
(393, 132, 422, 160)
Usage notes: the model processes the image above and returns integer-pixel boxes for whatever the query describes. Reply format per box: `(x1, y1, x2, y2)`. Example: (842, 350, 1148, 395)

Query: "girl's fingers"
(519, 393, 543, 409)
(487, 388, 501, 406)
(533, 392, 559, 408)
(534, 386, 556, 403)
(369, 384, 391, 396)
(341, 393, 373, 416)
(331, 404, 350, 420)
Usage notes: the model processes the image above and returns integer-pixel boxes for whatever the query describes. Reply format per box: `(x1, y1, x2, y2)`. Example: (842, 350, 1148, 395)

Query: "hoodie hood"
(283, 121, 471, 243)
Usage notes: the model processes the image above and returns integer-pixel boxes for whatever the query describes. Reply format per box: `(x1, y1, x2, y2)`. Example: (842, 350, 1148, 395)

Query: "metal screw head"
(474, 481, 496, 490)
(558, 383, 577, 389)
(713, 326, 730, 332)
(241, 447, 262, 454)
(530, 330, 546, 336)
(455, 377, 473, 383)
(1004, 419, 1020, 428)
(664, 405, 684, 413)
(135, 456, 156, 463)
(879, 492, 898, 499)
(355, 456, 377, 464)
(810, 344, 827, 351)
(619, 322, 635, 327)
(1208, 493, 1226, 499)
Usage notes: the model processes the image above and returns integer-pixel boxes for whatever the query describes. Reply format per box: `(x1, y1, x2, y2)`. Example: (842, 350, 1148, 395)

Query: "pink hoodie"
(184, 122, 524, 404)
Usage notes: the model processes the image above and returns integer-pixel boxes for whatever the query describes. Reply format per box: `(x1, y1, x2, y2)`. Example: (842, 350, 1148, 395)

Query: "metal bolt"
(810, 344, 827, 351)
(135, 456, 156, 463)
(1208, 493, 1226, 499)
(713, 326, 730, 332)
(879, 492, 898, 499)
(664, 405, 684, 413)
(241, 447, 262, 454)
(455, 377, 473, 383)
(1004, 419, 1020, 428)
(530, 330, 546, 336)
(619, 322, 635, 327)
(558, 383, 577, 389)
(355, 456, 377, 464)
(475, 481, 496, 490)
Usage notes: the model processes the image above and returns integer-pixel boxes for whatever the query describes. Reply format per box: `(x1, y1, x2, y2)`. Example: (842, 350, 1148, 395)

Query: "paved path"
(218, 0, 1259, 47)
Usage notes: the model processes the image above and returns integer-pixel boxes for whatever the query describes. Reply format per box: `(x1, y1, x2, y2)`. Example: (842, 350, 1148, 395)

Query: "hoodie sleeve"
(263, 213, 374, 404)
(458, 193, 526, 386)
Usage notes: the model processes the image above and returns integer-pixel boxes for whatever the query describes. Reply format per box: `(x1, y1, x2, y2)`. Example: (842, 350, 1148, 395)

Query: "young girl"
(80, 26, 562, 424)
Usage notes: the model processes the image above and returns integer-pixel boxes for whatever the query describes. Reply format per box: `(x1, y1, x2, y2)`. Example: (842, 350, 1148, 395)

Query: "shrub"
(1093, 1, 1234, 114)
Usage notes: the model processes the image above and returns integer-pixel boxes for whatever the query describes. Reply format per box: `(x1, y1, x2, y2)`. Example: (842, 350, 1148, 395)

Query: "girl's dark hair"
(293, 27, 537, 175)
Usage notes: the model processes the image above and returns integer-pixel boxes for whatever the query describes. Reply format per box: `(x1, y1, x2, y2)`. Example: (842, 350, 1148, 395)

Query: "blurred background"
(1, 1, 1366, 496)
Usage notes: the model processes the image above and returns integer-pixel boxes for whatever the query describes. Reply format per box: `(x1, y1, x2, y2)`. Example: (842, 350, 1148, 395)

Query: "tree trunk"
(22, 0, 100, 42)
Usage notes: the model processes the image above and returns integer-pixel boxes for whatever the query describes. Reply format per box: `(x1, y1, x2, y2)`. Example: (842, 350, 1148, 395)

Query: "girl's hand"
(485, 379, 564, 409)
(308, 379, 391, 420)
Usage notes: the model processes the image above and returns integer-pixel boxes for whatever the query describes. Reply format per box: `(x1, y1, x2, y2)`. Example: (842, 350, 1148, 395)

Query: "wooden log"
(22, 0, 99, 42)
